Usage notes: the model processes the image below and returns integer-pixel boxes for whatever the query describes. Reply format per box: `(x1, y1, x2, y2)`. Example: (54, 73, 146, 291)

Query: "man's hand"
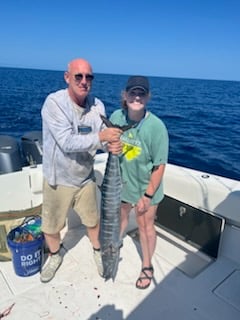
(99, 128, 122, 143)
(107, 141, 123, 155)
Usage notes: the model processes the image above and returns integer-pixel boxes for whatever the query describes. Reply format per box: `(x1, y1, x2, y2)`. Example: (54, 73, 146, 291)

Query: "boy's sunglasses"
(74, 73, 94, 82)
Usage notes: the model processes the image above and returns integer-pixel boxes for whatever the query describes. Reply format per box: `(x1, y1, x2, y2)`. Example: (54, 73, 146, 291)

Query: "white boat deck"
(1, 153, 240, 319)
(0, 216, 240, 320)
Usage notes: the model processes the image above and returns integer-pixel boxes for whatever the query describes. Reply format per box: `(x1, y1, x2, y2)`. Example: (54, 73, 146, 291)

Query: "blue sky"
(0, 0, 240, 81)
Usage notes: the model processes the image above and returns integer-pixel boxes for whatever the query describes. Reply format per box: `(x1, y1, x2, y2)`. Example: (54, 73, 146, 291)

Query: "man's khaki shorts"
(41, 179, 99, 234)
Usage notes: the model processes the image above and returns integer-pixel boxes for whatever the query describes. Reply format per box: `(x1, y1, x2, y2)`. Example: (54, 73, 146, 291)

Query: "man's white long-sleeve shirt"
(41, 89, 106, 187)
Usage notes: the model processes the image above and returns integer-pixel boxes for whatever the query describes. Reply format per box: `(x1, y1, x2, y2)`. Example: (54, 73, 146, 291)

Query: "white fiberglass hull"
(0, 152, 240, 319)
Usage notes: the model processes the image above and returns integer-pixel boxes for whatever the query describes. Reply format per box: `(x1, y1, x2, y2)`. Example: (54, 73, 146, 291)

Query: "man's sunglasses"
(74, 73, 94, 82)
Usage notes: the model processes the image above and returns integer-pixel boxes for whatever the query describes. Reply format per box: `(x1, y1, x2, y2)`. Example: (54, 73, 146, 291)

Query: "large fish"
(99, 115, 134, 280)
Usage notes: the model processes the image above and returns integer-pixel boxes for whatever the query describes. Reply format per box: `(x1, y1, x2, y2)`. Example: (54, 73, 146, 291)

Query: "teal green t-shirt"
(110, 110, 169, 205)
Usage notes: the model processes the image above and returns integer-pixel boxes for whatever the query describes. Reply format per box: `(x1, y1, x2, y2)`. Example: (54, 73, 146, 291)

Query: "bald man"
(40, 58, 122, 282)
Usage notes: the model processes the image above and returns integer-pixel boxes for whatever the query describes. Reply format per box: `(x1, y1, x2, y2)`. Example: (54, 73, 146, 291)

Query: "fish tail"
(100, 114, 137, 131)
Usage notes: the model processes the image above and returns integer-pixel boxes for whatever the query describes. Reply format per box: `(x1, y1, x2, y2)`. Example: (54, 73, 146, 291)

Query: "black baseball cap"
(125, 76, 149, 93)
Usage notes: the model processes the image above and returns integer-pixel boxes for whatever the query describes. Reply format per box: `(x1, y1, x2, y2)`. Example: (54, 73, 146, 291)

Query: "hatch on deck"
(156, 195, 225, 259)
(128, 195, 225, 278)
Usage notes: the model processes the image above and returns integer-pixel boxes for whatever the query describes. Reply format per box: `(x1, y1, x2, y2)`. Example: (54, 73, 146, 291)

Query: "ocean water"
(0, 67, 239, 181)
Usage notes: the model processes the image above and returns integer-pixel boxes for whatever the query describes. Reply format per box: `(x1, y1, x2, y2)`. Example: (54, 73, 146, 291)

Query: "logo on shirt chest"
(78, 125, 92, 134)
(121, 132, 142, 161)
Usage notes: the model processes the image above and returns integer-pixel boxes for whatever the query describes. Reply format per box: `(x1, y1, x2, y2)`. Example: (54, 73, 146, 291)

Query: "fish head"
(101, 244, 120, 281)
